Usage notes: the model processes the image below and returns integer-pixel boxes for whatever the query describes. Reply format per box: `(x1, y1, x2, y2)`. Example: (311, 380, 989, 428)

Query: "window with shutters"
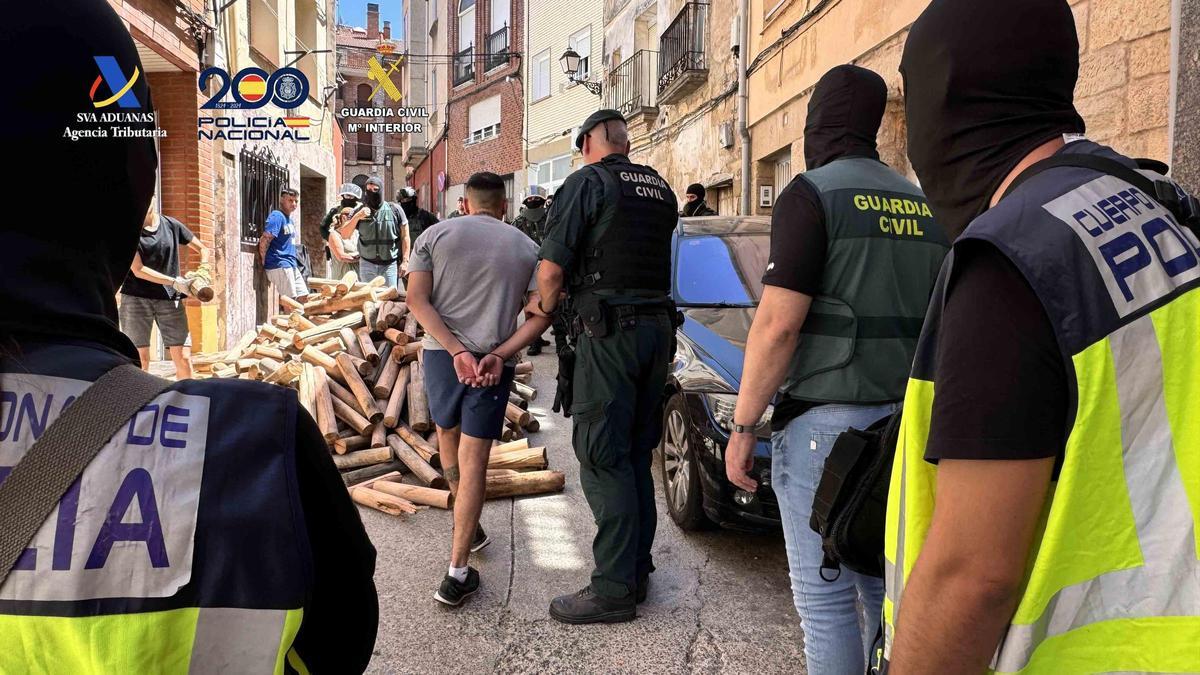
(532, 49, 551, 101)
(569, 26, 592, 80)
(467, 95, 501, 143)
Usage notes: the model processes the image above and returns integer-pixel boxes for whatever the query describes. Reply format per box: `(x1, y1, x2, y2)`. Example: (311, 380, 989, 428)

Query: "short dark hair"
(280, 187, 298, 197)
(465, 172, 506, 214)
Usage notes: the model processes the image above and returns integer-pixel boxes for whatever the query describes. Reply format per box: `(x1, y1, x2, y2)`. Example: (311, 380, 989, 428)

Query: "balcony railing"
(605, 50, 659, 117)
(453, 46, 474, 86)
(486, 26, 508, 71)
(658, 1, 708, 102)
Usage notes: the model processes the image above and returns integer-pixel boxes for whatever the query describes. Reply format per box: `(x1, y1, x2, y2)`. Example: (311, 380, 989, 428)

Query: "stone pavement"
(360, 350, 808, 674)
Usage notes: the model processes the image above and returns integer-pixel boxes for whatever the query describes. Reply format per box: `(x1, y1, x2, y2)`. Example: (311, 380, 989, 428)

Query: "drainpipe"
(736, 1, 751, 215)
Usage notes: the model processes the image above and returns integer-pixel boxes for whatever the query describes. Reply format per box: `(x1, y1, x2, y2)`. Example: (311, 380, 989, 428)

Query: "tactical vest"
(782, 157, 950, 404)
(883, 141, 1200, 673)
(359, 202, 400, 263)
(568, 155, 678, 299)
(0, 344, 313, 673)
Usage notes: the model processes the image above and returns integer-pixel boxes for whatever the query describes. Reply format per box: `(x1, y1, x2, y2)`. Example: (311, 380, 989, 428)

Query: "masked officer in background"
(536, 110, 679, 624)
(358, 176, 409, 288)
(513, 194, 550, 244)
(885, 0, 1200, 672)
(0, 3, 378, 672)
(398, 186, 439, 244)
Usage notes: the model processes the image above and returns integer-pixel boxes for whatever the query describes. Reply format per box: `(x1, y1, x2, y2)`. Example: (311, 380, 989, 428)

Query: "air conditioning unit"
(719, 121, 734, 148)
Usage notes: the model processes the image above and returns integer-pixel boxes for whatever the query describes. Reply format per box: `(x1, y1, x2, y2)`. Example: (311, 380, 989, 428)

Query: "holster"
(573, 295, 611, 339)
(552, 345, 576, 418)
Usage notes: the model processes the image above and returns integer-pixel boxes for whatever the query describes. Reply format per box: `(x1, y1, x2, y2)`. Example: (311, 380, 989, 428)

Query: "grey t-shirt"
(409, 214, 539, 357)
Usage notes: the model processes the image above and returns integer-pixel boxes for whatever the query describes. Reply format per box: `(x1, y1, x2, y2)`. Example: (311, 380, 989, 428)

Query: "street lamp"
(559, 47, 601, 96)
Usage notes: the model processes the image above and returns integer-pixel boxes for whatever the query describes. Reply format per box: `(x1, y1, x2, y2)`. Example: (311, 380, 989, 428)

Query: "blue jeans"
(771, 402, 898, 675)
(358, 258, 397, 288)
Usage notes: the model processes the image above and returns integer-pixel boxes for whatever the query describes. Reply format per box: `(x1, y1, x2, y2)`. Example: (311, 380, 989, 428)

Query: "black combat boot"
(549, 587, 636, 624)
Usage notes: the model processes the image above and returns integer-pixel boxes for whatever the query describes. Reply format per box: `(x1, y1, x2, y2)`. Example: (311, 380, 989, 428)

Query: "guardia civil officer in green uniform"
(536, 110, 679, 624)
(725, 65, 949, 674)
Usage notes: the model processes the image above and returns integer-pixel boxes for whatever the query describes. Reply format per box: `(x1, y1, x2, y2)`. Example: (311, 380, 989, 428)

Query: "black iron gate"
(240, 146, 289, 244)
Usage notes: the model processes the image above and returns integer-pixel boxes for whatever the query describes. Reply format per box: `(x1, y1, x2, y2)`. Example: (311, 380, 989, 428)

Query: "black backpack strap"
(0, 364, 171, 587)
(1003, 153, 1200, 234)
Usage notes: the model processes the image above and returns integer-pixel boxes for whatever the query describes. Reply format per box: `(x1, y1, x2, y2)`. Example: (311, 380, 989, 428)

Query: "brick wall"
(447, 82, 525, 184)
(447, 0, 525, 191)
(144, 73, 214, 268)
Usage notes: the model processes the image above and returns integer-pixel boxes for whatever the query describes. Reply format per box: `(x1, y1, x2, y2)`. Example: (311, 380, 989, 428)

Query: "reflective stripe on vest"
(883, 142, 1200, 673)
(993, 305, 1199, 672)
(0, 606, 303, 673)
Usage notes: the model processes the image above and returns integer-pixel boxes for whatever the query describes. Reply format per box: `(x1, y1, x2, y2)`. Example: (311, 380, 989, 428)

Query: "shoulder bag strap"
(1002, 153, 1199, 234)
(0, 364, 172, 587)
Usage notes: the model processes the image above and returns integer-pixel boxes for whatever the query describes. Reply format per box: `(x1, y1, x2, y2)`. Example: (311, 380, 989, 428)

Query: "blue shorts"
(423, 349, 516, 439)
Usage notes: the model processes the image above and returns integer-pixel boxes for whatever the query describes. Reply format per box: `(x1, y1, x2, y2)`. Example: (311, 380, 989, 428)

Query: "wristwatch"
(731, 423, 754, 435)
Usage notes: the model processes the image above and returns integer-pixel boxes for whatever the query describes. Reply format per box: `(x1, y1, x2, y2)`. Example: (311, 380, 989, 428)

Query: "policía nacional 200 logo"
(198, 66, 309, 109)
(197, 66, 312, 141)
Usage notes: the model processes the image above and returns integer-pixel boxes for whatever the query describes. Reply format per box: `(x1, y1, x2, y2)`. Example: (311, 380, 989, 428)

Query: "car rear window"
(674, 234, 770, 306)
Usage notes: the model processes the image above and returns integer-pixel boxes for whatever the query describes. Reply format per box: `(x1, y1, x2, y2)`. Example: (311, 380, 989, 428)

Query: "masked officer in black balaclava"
(884, 1, 1200, 672)
(0, 2, 378, 670)
(357, 177, 409, 287)
(397, 186, 439, 243)
(680, 183, 717, 217)
(724, 64, 949, 675)
(513, 195, 548, 244)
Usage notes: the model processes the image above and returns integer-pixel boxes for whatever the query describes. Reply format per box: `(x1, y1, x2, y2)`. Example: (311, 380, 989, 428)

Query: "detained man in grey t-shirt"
(407, 171, 552, 607)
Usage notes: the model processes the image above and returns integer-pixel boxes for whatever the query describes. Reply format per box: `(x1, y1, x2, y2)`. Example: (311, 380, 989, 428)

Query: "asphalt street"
(360, 349, 807, 674)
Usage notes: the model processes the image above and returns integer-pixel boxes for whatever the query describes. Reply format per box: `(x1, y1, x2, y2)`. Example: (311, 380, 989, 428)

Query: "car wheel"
(659, 394, 710, 531)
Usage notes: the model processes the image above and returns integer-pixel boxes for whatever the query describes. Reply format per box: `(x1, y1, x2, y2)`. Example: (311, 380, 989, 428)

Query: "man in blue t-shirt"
(259, 186, 310, 303)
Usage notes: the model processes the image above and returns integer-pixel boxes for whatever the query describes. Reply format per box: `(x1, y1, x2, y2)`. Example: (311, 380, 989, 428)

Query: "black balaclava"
(804, 65, 887, 171)
(902, 0, 1085, 237)
(341, 197, 359, 208)
(682, 183, 706, 216)
(364, 178, 384, 209)
(1, 0, 157, 359)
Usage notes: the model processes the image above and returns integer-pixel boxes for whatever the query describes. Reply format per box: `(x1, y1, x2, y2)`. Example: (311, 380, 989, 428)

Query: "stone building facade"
(603, 0, 744, 214)
(745, 0, 1179, 216)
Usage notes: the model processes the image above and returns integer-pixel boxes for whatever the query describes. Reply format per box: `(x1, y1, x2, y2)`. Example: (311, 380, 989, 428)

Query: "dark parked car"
(659, 215, 779, 532)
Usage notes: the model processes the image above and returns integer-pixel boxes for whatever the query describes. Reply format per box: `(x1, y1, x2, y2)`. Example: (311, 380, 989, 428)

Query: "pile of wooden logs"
(191, 271, 565, 518)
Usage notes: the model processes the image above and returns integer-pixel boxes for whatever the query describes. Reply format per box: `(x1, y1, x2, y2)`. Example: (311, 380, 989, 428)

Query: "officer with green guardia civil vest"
(536, 109, 679, 624)
(357, 176, 409, 288)
(882, 1, 1200, 672)
(725, 65, 949, 674)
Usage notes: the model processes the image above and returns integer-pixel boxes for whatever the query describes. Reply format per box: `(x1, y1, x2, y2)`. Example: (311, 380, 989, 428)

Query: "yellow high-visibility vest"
(883, 142, 1200, 673)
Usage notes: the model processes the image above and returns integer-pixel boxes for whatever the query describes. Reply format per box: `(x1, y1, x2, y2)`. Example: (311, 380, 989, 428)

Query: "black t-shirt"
(120, 215, 194, 300)
(761, 176, 829, 430)
(924, 240, 1069, 476)
(761, 176, 828, 295)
